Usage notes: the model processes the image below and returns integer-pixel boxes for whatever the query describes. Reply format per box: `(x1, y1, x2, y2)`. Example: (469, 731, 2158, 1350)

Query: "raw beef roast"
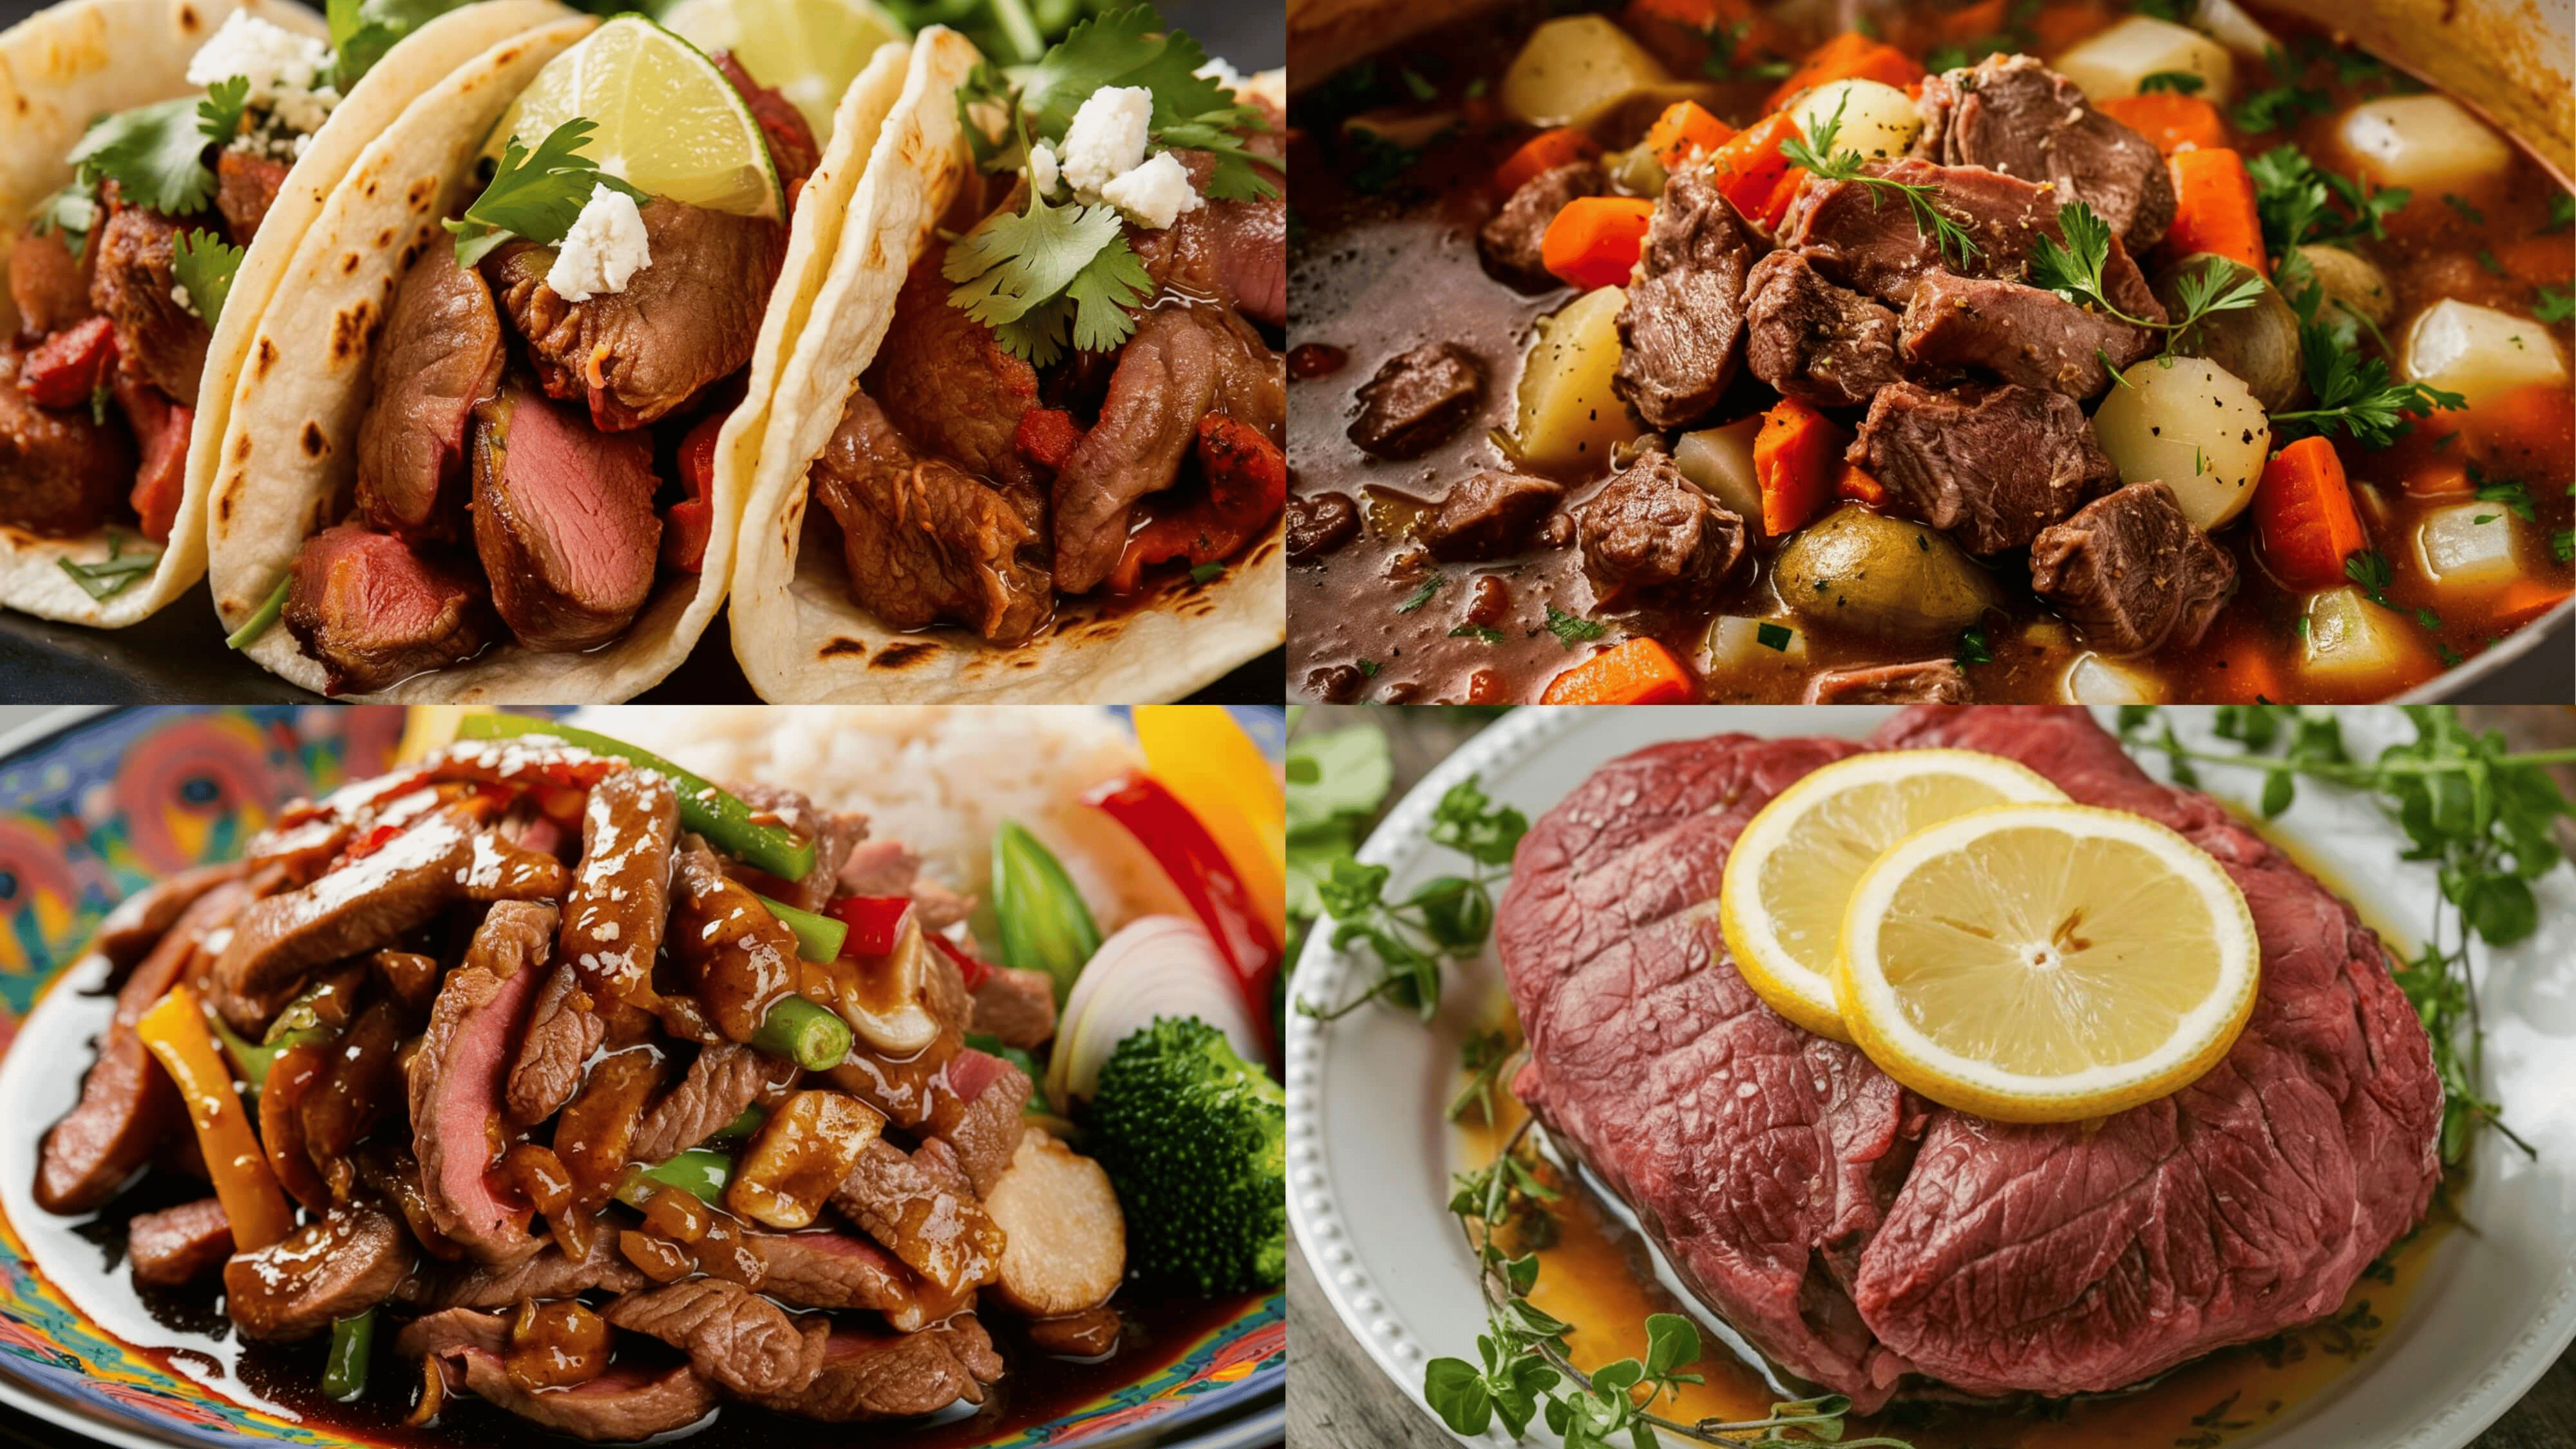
(1494, 706, 2442, 1409)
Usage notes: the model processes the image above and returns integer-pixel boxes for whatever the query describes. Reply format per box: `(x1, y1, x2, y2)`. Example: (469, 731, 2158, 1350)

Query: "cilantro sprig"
(943, 189, 1153, 367)
(66, 76, 250, 218)
(1778, 95, 1981, 267)
(172, 228, 245, 328)
(30, 184, 101, 261)
(444, 118, 646, 267)
(327, 0, 468, 91)
(2027, 198, 2265, 345)
(1294, 775, 1525, 1023)
(1011, 6, 1276, 202)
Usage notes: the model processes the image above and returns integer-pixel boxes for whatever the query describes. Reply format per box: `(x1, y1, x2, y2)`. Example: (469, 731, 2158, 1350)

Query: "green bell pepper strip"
(323, 1310, 374, 1401)
(710, 1104, 768, 1141)
(757, 894, 847, 963)
(614, 1148, 737, 1209)
(992, 820, 1103, 1003)
(454, 714, 817, 882)
(207, 1010, 325, 1095)
(753, 996, 852, 1072)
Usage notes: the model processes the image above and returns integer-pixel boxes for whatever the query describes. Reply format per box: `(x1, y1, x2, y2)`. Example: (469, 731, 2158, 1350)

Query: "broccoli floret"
(1089, 1016, 1285, 1296)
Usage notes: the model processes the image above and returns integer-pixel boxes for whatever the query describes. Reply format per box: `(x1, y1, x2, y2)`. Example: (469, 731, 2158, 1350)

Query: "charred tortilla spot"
(819, 638, 867, 658)
(232, 435, 251, 462)
(331, 301, 377, 365)
(301, 422, 328, 459)
(408, 178, 435, 212)
(217, 478, 238, 526)
(343, 253, 361, 274)
(179, 4, 199, 29)
(256, 337, 278, 377)
(376, 227, 397, 250)
(869, 641, 936, 669)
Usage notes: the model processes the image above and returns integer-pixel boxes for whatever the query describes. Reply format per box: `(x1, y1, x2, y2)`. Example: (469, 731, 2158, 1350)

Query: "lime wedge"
(662, 0, 906, 145)
(493, 15, 784, 221)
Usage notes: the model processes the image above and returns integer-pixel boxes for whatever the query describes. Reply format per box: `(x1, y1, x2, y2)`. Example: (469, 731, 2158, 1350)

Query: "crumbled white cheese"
(1099, 149, 1203, 231)
(171, 283, 200, 319)
(187, 13, 340, 135)
(1193, 57, 1245, 93)
(546, 184, 652, 303)
(1059, 85, 1151, 196)
(1027, 142, 1061, 198)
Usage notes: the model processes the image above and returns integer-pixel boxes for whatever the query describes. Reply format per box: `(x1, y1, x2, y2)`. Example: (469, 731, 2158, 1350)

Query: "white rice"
(567, 706, 1187, 936)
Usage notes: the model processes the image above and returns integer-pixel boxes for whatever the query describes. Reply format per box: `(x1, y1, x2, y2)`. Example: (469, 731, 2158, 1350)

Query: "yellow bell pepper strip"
(1132, 705, 1286, 934)
(137, 985, 295, 1252)
(991, 821, 1103, 1002)
(1086, 773, 1282, 1063)
(756, 893, 848, 963)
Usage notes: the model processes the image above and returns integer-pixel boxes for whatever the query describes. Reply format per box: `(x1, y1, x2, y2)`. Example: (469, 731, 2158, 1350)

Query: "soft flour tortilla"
(726, 47, 1285, 703)
(0, 0, 572, 627)
(207, 23, 919, 701)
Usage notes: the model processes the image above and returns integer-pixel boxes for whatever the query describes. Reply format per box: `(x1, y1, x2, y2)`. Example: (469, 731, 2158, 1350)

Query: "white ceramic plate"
(1287, 706, 2576, 1449)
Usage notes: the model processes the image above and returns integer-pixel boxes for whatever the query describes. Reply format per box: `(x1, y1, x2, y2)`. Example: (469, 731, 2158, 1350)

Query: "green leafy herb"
(1396, 573, 1448, 613)
(1543, 605, 1606, 650)
(2475, 247, 2507, 277)
(1779, 95, 1982, 267)
(2441, 193, 2485, 225)
(1448, 1028, 1511, 1124)
(2534, 286, 2574, 325)
(2231, 45, 2331, 134)
(171, 227, 245, 329)
(2249, 144, 2406, 257)
(2344, 547, 2396, 607)
(1756, 621, 1794, 652)
(1698, 19, 1795, 80)
(55, 532, 158, 601)
(2029, 199, 2263, 345)
(1296, 776, 1525, 1022)
(66, 77, 251, 216)
(1956, 625, 1993, 665)
(443, 117, 647, 268)
(1357, 657, 1383, 677)
(1188, 561, 1226, 584)
(2548, 192, 2576, 231)
(2469, 465, 2538, 522)
(1399, 66, 1437, 100)
(328, 0, 470, 91)
(30, 182, 100, 262)
(1283, 721, 1394, 942)
(2272, 328, 2465, 447)
(90, 384, 110, 426)
(197, 76, 252, 154)
(2130, 0, 2186, 21)
(1003, 6, 1276, 202)
(1450, 623, 1506, 644)
(2137, 69, 2206, 94)
(226, 574, 292, 650)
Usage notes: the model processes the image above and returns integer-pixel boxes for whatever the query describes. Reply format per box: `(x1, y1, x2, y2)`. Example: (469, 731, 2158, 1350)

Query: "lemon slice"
(1835, 803, 2260, 1123)
(1719, 750, 2065, 1043)
(661, 0, 906, 145)
(493, 15, 784, 221)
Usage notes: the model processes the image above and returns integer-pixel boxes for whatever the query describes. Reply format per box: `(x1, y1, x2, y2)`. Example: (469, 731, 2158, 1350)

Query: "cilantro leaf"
(1018, 6, 1276, 202)
(1543, 605, 1605, 649)
(2535, 285, 2574, 325)
(198, 77, 251, 151)
(171, 227, 245, 328)
(69, 95, 225, 216)
(2137, 70, 2205, 94)
(944, 189, 1153, 366)
(30, 182, 100, 261)
(442, 118, 645, 268)
(329, 0, 468, 91)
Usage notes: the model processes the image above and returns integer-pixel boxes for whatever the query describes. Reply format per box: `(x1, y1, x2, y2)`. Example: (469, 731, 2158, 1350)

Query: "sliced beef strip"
(1916, 55, 2175, 254)
(404, 1224, 648, 1310)
(1614, 169, 1762, 430)
(1577, 448, 1745, 608)
(1741, 249, 1904, 408)
(89, 204, 209, 408)
(10, 225, 97, 339)
(1847, 379, 2116, 553)
(506, 960, 602, 1127)
(1128, 133, 1287, 326)
(971, 967, 1056, 1049)
(1480, 161, 1605, 285)
(1287, 491, 1359, 560)
(223, 1204, 410, 1340)
(281, 524, 490, 696)
(1348, 343, 1483, 459)
(214, 149, 290, 249)
(439, 1350, 717, 1441)
(111, 363, 189, 544)
(940, 1051, 1034, 1197)
(561, 766, 677, 1000)
(1028, 1308, 1123, 1358)
(406, 902, 554, 1265)
(869, 245, 1044, 494)
(1803, 659, 1971, 703)
(356, 243, 506, 543)
(128, 1197, 234, 1287)
(1417, 471, 1563, 562)
(745, 1229, 935, 1320)
(630, 1041, 800, 1163)
(93, 863, 243, 971)
(471, 375, 662, 653)
(832, 1137, 1005, 1295)
(299, 997, 406, 1200)
(393, 1307, 511, 1361)
(0, 342, 132, 536)
(601, 1278, 827, 1397)
(1899, 270, 2155, 399)
(2029, 479, 2238, 654)
(737, 1317, 1003, 1423)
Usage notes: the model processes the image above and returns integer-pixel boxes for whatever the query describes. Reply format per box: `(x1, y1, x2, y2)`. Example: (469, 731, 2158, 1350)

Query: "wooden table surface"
(1286, 705, 2576, 1449)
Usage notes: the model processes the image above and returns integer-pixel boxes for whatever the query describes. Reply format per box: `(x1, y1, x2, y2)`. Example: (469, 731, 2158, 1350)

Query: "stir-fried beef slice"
(224, 1204, 410, 1340)
(128, 1197, 233, 1287)
(2030, 479, 2238, 654)
(835, 839, 976, 931)
(300, 997, 406, 1199)
(1028, 1308, 1123, 1357)
(738, 1317, 1001, 1423)
(470, 376, 663, 653)
(1417, 471, 1564, 562)
(715, 52, 820, 189)
(1578, 448, 1746, 608)
(1480, 161, 1605, 285)
(1917, 55, 2175, 254)
(600, 1279, 828, 1397)
(1741, 249, 1903, 408)
(214, 149, 290, 249)
(506, 961, 602, 1128)
(0, 343, 133, 536)
(562, 768, 677, 1000)
(408, 902, 554, 1265)
(832, 1137, 1004, 1295)
(406, 1221, 648, 1309)
(671, 845, 800, 1044)
(357, 245, 506, 543)
(970, 968, 1056, 1049)
(813, 391, 1054, 646)
(93, 862, 243, 971)
(1803, 659, 1972, 703)
(1348, 343, 1483, 459)
(10, 226, 98, 338)
(631, 1041, 800, 1163)
(869, 247, 1043, 494)
(1052, 303, 1283, 594)
(1286, 490, 1359, 560)
(110, 364, 189, 544)
(393, 1307, 510, 1360)
(1899, 270, 2155, 399)
(940, 1050, 1033, 1197)
(726, 783, 865, 912)
(1615, 169, 1763, 430)
(354, 1141, 467, 1266)
(745, 1229, 920, 1314)
(1848, 379, 2116, 553)
(281, 524, 492, 696)
(440, 1350, 717, 1442)
(482, 201, 786, 431)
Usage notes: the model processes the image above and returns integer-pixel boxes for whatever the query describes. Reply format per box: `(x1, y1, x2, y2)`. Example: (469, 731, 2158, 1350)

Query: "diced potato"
(1790, 79, 1922, 163)
(1673, 415, 1766, 526)
(2189, 0, 2277, 58)
(2338, 95, 2509, 192)
(2053, 16, 2233, 102)
(1703, 614, 1810, 673)
(2294, 245, 2393, 331)
(985, 1128, 1126, 1317)
(2061, 652, 2166, 704)
(1513, 286, 1634, 469)
(2401, 298, 2571, 402)
(2300, 585, 2432, 685)
(1501, 15, 1673, 129)
(2413, 502, 2528, 594)
(1776, 506, 2002, 639)
(2090, 355, 2271, 530)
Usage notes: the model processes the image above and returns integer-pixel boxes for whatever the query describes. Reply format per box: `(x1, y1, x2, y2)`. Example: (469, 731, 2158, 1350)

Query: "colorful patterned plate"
(0, 707, 1285, 1449)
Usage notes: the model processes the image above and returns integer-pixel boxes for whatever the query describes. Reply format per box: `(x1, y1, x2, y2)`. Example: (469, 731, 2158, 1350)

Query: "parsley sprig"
(2027, 198, 2264, 345)
(1777, 96, 1981, 267)
(444, 118, 646, 267)
(327, 0, 468, 91)
(1294, 775, 1525, 1022)
(2248, 143, 2406, 256)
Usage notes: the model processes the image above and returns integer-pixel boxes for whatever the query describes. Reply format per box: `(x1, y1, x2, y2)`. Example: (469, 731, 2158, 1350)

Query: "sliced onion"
(1048, 915, 1262, 1106)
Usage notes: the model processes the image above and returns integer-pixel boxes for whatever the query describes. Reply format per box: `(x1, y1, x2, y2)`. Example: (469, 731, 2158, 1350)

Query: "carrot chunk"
(2098, 93, 2230, 156)
(2163, 147, 2268, 276)
(1766, 32, 1923, 113)
(1495, 127, 1602, 198)
(1540, 638, 1696, 704)
(1752, 397, 1846, 535)
(1646, 100, 1736, 172)
(2489, 579, 2574, 632)
(1836, 464, 1888, 506)
(2253, 435, 2367, 588)
(1704, 112, 1801, 221)
(1542, 196, 1660, 290)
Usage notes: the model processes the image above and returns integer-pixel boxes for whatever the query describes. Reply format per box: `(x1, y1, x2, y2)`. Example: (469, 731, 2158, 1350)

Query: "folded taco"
(206, 9, 920, 700)
(0, 0, 569, 627)
(728, 8, 1287, 702)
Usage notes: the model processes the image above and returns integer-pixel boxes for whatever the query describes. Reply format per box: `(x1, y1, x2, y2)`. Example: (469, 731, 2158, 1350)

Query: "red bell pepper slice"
(826, 895, 915, 958)
(925, 932, 994, 994)
(1085, 772, 1280, 1058)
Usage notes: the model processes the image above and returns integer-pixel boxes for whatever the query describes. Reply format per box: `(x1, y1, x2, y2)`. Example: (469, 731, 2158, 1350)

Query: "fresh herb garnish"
(2137, 69, 2206, 94)
(30, 182, 100, 261)
(2548, 192, 2576, 231)
(1543, 605, 1606, 650)
(2230, 45, 2332, 134)
(1449, 1028, 1512, 1124)
(1296, 775, 1524, 1022)
(171, 227, 245, 328)
(1399, 66, 1437, 100)
(1188, 561, 1226, 583)
(2029, 199, 2264, 346)
(1756, 621, 1794, 652)
(2534, 286, 2574, 325)
(1698, 18, 1795, 80)
(1283, 721, 1395, 956)
(2554, 528, 2573, 563)
(56, 532, 158, 600)
(2248, 144, 2406, 256)
(2344, 548, 2397, 607)
(1779, 95, 1982, 267)
(1955, 624, 1993, 665)
(2271, 328, 2465, 448)
(945, 190, 1154, 367)
(1009, 7, 1275, 201)
(66, 76, 250, 216)
(444, 117, 647, 267)
(2441, 193, 2485, 225)
(1451, 623, 1506, 644)
(2469, 464, 2538, 522)
(1396, 573, 1449, 612)
(327, 0, 470, 91)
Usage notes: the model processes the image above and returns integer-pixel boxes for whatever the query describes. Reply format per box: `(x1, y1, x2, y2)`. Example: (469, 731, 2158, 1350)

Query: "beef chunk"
(1614, 170, 1761, 428)
(408, 902, 556, 1265)
(1577, 449, 1745, 607)
(404, 1227, 648, 1311)
(972, 967, 1057, 1049)
(357, 245, 506, 542)
(111, 365, 188, 544)
(831, 1138, 1004, 1296)
(744, 1230, 920, 1316)
(1286, 490, 1359, 559)
(281, 525, 489, 695)
(223, 1205, 409, 1340)
(0, 343, 131, 535)
(1917, 55, 2175, 254)
(871, 247, 1042, 493)
(630, 1041, 798, 1163)
(2030, 480, 2237, 654)
(505, 960, 600, 1127)
(471, 377, 662, 652)
(1348, 342, 1482, 458)
(1899, 270, 2155, 399)
(1848, 381, 2114, 553)
(1417, 471, 1563, 562)
(1742, 249, 1903, 408)
(1480, 161, 1605, 285)
(129, 1198, 233, 1287)
(90, 206, 209, 408)
(11, 226, 98, 339)
(215, 149, 290, 247)
(23, 316, 118, 408)
(1802, 659, 1970, 703)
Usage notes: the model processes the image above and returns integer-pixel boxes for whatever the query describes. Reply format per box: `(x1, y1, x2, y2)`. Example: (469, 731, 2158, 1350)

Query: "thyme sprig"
(1776, 95, 1982, 268)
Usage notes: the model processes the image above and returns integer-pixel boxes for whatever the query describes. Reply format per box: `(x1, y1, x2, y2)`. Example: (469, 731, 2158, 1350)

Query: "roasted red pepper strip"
(827, 896, 915, 958)
(1085, 773, 1280, 1058)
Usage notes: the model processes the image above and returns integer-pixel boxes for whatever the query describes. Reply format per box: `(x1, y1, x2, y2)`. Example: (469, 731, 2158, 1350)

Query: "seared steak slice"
(357, 245, 505, 542)
(92, 862, 243, 969)
(971, 967, 1056, 1049)
(1128, 133, 1287, 326)
(1848, 380, 2114, 553)
(90, 206, 209, 408)
(716, 52, 820, 189)
(1917, 55, 2175, 254)
(940, 1050, 1033, 1196)
(871, 247, 1043, 493)
(437, 1351, 717, 1441)
(1577, 449, 1745, 608)
(0, 343, 131, 536)
(1418, 471, 1563, 562)
(111, 363, 189, 544)
(561, 766, 677, 1000)
(1480, 161, 1604, 286)
(1287, 490, 1359, 559)
(1742, 249, 1903, 408)
(1615, 169, 1761, 430)
(1899, 271, 2155, 399)
(404, 1226, 647, 1310)
(407, 902, 555, 1265)
(483, 200, 786, 431)
(1349, 343, 1482, 459)
(601, 1279, 827, 1397)
(812, 392, 1052, 645)
(469, 377, 661, 652)
(23, 315, 117, 408)
(1803, 659, 1971, 703)
(506, 960, 601, 1127)
(281, 524, 490, 695)
(223, 1204, 410, 1340)
(746, 1229, 922, 1316)
(831, 1137, 1004, 1295)
(129, 1197, 234, 1287)
(392, 1307, 509, 1361)
(2030, 480, 2237, 654)
(10, 225, 99, 338)
(737, 1317, 1003, 1423)
(214, 149, 290, 248)
(630, 1041, 799, 1164)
